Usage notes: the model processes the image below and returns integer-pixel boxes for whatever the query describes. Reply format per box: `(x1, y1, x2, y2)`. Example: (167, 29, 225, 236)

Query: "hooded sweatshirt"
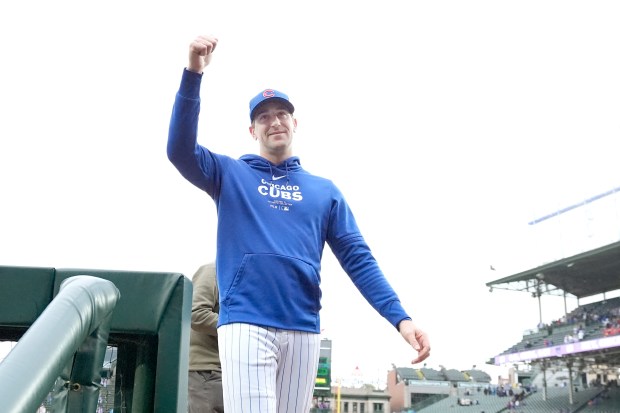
(168, 69, 411, 333)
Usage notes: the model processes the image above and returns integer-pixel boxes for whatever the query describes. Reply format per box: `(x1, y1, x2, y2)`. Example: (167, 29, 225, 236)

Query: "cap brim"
(250, 98, 295, 122)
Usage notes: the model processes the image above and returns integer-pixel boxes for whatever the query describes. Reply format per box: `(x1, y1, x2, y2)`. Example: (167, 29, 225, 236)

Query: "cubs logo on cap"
(249, 89, 295, 122)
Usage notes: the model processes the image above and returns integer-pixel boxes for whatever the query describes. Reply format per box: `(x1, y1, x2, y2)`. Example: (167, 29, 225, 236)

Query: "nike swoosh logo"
(272, 175, 287, 181)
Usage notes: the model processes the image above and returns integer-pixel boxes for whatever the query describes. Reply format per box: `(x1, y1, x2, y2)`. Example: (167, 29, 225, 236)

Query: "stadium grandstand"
(382, 239, 620, 413)
(484, 239, 620, 413)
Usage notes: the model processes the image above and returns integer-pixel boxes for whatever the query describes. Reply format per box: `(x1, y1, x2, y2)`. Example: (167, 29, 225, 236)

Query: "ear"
(248, 125, 257, 140)
(293, 118, 298, 132)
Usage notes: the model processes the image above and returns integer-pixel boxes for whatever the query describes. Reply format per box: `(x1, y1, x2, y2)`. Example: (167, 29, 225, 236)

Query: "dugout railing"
(0, 265, 192, 413)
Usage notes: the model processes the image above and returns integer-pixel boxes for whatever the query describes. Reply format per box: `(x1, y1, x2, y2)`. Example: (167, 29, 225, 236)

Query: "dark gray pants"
(189, 370, 224, 413)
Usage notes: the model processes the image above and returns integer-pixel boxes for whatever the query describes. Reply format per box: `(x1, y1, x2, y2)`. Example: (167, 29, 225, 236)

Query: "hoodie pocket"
(224, 253, 321, 330)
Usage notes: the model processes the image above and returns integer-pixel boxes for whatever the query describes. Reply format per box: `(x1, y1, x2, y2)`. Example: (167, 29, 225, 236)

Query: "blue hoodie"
(168, 69, 410, 333)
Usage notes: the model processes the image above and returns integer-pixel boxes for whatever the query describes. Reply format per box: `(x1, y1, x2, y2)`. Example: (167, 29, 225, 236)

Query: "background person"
(188, 263, 224, 413)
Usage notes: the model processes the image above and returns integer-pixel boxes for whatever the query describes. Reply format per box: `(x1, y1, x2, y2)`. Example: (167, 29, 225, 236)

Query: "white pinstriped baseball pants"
(218, 323, 321, 413)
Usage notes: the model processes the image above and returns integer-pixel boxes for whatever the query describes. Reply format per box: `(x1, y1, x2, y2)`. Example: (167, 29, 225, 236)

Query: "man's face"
(249, 101, 297, 156)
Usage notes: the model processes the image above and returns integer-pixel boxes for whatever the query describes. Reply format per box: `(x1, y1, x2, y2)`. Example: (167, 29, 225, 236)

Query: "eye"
(276, 111, 289, 119)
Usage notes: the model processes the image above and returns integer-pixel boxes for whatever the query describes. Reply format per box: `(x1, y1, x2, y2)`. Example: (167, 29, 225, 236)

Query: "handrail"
(0, 275, 120, 413)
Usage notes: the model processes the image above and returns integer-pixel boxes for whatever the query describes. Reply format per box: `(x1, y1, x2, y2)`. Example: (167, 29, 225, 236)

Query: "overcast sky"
(1, 0, 620, 384)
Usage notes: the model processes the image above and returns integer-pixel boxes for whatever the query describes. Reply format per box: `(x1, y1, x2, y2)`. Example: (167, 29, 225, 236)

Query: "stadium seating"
(496, 296, 620, 356)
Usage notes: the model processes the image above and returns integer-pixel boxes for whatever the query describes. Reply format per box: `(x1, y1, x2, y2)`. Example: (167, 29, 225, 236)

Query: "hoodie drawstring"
(268, 162, 291, 186)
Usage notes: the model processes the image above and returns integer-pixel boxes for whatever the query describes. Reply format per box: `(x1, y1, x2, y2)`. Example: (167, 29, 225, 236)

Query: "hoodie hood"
(240, 154, 302, 172)
(240, 154, 302, 184)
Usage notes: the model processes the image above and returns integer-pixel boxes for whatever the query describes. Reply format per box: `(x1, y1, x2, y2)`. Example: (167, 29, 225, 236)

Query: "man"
(188, 263, 224, 413)
(168, 35, 431, 413)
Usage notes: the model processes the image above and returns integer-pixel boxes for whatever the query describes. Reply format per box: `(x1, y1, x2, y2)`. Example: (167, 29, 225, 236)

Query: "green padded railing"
(0, 265, 193, 413)
(0, 275, 120, 413)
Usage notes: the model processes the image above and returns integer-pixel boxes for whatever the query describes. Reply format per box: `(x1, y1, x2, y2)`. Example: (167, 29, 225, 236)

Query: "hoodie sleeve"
(326, 188, 411, 329)
(167, 69, 218, 194)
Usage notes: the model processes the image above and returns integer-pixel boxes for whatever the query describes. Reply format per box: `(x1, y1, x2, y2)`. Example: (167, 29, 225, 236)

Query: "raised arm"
(167, 35, 219, 192)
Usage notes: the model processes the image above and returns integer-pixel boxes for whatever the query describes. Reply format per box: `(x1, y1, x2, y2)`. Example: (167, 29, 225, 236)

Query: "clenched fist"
(187, 35, 218, 74)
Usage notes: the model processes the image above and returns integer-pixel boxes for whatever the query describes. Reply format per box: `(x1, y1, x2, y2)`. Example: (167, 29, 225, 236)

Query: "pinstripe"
(294, 332, 305, 412)
(219, 323, 320, 413)
(220, 325, 233, 410)
(255, 326, 260, 411)
(236, 323, 242, 412)
(277, 330, 289, 410)
(244, 324, 249, 413)
(268, 327, 278, 412)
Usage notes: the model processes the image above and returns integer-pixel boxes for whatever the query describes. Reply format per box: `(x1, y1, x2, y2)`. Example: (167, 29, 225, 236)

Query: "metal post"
(538, 288, 543, 326)
(564, 291, 568, 317)
(567, 361, 574, 405)
(542, 361, 547, 402)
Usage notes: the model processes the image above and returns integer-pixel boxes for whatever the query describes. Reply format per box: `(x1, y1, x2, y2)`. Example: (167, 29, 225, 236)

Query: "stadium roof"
(486, 239, 620, 376)
(486, 240, 620, 299)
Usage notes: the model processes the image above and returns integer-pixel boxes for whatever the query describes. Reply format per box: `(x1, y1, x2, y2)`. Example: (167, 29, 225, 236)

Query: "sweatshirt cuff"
(179, 68, 203, 100)
(396, 317, 412, 332)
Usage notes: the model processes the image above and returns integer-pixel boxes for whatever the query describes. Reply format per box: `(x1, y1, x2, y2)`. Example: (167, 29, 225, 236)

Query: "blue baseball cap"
(249, 89, 295, 122)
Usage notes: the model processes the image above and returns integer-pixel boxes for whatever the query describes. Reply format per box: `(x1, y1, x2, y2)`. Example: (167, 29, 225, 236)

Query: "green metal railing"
(0, 276, 120, 413)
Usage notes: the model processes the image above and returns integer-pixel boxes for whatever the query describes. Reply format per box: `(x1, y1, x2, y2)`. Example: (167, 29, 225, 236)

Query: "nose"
(270, 116, 282, 126)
